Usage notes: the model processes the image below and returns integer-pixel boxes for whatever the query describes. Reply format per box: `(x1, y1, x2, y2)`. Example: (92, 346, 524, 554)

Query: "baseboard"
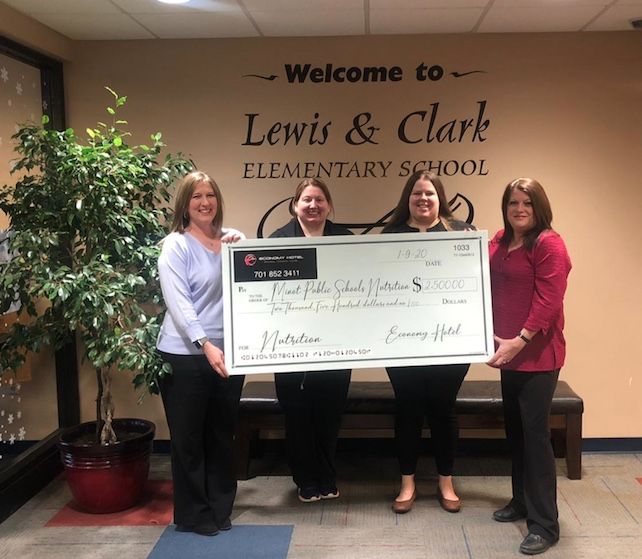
(153, 437, 642, 455)
(153, 440, 171, 454)
(582, 438, 642, 452)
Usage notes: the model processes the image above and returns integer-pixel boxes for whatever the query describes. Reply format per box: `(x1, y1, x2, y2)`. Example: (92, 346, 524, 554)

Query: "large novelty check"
(222, 231, 494, 375)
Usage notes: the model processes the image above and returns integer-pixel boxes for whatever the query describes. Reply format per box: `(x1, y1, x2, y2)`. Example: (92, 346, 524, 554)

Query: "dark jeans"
(275, 370, 351, 489)
(159, 350, 244, 527)
(501, 368, 560, 542)
(387, 364, 469, 476)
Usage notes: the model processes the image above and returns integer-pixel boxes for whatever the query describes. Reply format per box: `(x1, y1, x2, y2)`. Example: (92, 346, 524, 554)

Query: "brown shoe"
(437, 489, 461, 513)
(392, 490, 417, 514)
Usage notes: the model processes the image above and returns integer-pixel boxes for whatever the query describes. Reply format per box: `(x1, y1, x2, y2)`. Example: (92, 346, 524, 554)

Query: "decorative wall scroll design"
(256, 194, 475, 239)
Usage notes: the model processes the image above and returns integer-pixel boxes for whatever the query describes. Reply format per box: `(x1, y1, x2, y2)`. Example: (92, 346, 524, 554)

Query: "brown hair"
(383, 169, 454, 232)
(170, 171, 224, 236)
(500, 177, 553, 250)
(289, 178, 334, 217)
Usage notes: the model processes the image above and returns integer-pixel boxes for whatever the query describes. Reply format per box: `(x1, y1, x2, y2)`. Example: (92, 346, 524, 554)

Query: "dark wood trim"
(41, 58, 65, 131)
(0, 35, 53, 66)
(0, 430, 64, 523)
(55, 341, 80, 428)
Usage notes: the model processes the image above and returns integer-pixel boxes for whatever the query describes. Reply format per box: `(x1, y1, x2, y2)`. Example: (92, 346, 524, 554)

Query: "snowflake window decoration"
(0, 374, 25, 457)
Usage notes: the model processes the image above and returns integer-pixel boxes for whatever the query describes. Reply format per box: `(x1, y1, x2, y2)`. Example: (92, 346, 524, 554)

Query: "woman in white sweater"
(157, 171, 244, 537)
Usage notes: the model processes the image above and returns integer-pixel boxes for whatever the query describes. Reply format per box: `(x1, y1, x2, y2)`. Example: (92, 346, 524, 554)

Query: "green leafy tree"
(0, 88, 192, 444)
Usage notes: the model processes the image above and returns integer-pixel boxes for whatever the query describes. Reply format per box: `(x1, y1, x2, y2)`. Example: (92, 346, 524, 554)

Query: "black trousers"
(274, 370, 351, 489)
(501, 369, 560, 542)
(159, 351, 244, 528)
(387, 364, 468, 476)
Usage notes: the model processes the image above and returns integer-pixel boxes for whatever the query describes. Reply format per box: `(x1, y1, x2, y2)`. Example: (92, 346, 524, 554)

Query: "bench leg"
(551, 428, 565, 459)
(234, 417, 252, 480)
(565, 413, 582, 480)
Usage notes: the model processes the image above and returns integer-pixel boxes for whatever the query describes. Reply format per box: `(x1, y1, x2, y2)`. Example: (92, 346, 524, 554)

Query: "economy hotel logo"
(244, 254, 257, 266)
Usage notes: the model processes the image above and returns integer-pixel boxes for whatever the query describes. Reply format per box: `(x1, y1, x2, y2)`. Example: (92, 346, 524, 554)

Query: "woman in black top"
(382, 169, 473, 515)
(270, 178, 352, 503)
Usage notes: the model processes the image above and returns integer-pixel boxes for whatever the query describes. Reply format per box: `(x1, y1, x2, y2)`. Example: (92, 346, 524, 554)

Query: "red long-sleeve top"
(489, 229, 572, 372)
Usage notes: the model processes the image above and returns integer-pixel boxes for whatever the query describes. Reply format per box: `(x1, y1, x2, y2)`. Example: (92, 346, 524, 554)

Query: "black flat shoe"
(218, 518, 232, 531)
(320, 486, 340, 500)
(519, 533, 556, 555)
(493, 504, 527, 522)
(297, 486, 321, 503)
(175, 524, 194, 533)
(193, 522, 219, 537)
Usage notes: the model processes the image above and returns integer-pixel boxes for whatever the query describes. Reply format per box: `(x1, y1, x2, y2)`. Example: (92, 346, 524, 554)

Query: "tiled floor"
(1, 451, 641, 558)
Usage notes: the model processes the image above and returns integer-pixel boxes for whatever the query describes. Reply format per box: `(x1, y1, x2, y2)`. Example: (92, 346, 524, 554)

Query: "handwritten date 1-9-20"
(396, 243, 470, 261)
(397, 247, 430, 260)
(396, 247, 442, 267)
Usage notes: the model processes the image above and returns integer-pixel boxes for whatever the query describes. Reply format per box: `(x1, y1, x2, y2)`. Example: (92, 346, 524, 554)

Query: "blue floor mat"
(148, 525, 294, 559)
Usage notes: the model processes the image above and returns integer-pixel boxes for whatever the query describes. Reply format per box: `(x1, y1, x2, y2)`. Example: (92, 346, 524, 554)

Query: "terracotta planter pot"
(58, 418, 155, 514)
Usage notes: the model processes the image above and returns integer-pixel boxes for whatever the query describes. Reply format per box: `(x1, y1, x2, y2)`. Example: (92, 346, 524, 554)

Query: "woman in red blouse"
(488, 178, 571, 556)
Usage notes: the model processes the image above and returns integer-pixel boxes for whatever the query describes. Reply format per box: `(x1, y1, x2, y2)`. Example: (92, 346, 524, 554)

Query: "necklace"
(186, 227, 220, 251)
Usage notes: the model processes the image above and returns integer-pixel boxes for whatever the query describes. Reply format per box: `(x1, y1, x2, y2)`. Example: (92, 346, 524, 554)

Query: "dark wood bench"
(235, 380, 584, 480)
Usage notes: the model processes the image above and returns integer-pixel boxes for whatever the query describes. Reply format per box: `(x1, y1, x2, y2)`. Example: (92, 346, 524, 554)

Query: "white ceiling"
(1, 0, 641, 40)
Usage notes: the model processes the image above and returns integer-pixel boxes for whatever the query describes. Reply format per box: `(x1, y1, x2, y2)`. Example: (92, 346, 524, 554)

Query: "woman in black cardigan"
(270, 178, 352, 503)
(382, 169, 473, 515)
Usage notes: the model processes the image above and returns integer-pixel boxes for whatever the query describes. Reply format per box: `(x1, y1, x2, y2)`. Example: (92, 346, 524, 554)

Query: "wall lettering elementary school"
(239, 60, 492, 183)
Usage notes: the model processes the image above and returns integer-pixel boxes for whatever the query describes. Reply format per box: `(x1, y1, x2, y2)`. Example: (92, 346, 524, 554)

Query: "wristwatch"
(193, 336, 209, 349)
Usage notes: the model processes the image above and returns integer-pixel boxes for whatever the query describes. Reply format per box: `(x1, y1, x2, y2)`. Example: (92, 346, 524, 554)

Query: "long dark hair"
(170, 171, 224, 236)
(383, 169, 454, 232)
(500, 177, 553, 250)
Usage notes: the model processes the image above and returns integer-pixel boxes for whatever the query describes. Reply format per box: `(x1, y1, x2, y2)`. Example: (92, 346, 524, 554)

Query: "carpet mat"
(45, 479, 173, 527)
(147, 525, 294, 559)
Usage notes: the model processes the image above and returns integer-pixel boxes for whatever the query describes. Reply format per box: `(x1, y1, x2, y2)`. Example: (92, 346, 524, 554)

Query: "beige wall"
(0, 3, 73, 61)
(2, 26, 641, 440)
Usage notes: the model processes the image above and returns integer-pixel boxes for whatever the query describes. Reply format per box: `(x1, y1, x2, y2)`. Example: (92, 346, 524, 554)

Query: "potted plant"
(0, 88, 192, 512)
